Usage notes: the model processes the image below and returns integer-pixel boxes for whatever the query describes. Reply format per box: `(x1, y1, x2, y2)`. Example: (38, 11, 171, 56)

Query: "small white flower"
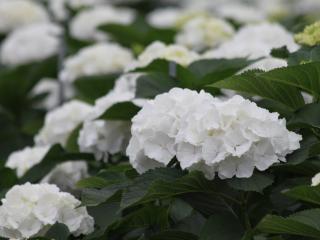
(0, 183, 94, 239)
(78, 74, 144, 161)
(1, 23, 61, 66)
(127, 88, 302, 179)
(312, 173, 320, 186)
(203, 22, 299, 60)
(6, 146, 50, 178)
(0, 0, 49, 33)
(35, 100, 93, 147)
(70, 5, 135, 41)
(176, 16, 234, 51)
(127, 41, 199, 71)
(60, 43, 134, 83)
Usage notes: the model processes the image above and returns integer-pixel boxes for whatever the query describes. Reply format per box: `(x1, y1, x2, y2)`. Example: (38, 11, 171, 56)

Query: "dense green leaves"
(258, 209, 320, 239)
(289, 103, 320, 129)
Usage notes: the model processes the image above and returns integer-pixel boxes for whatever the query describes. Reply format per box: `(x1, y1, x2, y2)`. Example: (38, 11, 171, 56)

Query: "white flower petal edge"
(311, 173, 320, 186)
(0, 183, 94, 239)
(35, 100, 93, 147)
(127, 88, 302, 179)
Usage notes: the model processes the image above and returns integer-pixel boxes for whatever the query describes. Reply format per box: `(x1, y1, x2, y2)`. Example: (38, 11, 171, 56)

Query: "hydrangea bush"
(0, 0, 320, 239)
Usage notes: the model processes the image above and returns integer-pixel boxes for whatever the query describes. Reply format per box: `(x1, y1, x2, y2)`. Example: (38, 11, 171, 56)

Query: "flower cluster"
(295, 21, 320, 46)
(78, 74, 142, 161)
(176, 16, 234, 51)
(127, 41, 199, 70)
(0, 0, 49, 33)
(60, 43, 134, 83)
(204, 22, 299, 59)
(70, 5, 135, 41)
(1, 23, 62, 66)
(127, 88, 302, 179)
(35, 100, 93, 146)
(0, 183, 94, 239)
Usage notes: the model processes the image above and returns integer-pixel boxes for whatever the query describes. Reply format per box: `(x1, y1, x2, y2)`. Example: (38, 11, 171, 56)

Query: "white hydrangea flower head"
(176, 16, 235, 51)
(41, 161, 88, 192)
(127, 88, 302, 179)
(70, 5, 135, 41)
(127, 41, 199, 71)
(312, 172, 320, 186)
(32, 78, 60, 110)
(60, 43, 134, 83)
(0, 0, 49, 33)
(203, 22, 299, 60)
(6, 146, 50, 178)
(35, 100, 93, 147)
(1, 23, 61, 66)
(0, 183, 94, 239)
(78, 74, 143, 161)
(147, 8, 182, 29)
(215, 3, 266, 24)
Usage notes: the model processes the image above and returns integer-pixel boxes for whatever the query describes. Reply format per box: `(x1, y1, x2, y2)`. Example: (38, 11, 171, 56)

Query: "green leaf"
(211, 70, 304, 110)
(65, 123, 82, 152)
(45, 223, 70, 240)
(0, 168, 18, 189)
(150, 230, 198, 240)
(289, 103, 320, 129)
(135, 72, 178, 99)
(227, 173, 274, 193)
(283, 185, 320, 205)
(188, 58, 257, 87)
(74, 73, 118, 102)
(170, 199, 193, 222)
(271, 46, 290, 59)
(200, 212, 244, 240)
(288, 46, 320, 65)
(98, 101, 141, 120)
(77, 176, 109, 189)
(258, 209, 320, 239)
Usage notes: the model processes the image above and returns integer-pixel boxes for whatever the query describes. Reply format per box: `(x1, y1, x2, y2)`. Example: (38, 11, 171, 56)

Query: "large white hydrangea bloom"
(127, 88, 302, 179)
(0, 183, 94, 239)
(1, 23, 61, 66)
(6, 146, 50, 178)
(49, 0, 104, 21)
(60, 43, 134, 83)
(35, 100, 93, 147)
(127, 41, 199, 71)
(203, 22, 299, 60)
(0, 0, 49, 33)
(70, 5, 135, 41)
(78, 74, 142, 161)
(176, 16, 234, 51)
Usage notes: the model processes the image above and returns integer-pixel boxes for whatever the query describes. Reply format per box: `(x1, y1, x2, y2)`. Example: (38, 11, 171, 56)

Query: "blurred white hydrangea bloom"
(147, 8, 182, 29)
(127, 88, 302, 179)
(78, 74, 143, 161)
(312, 172, 320, 186)
(127, 41, 199, 70)
(203, 22, 299, 60)
(0, 183, 94, 239)
(215, 3, 266, 24)
(70, 5, 135, 41)
(0, 0, 49, 33)
(32, 78, 60, 110)
(1, 23, 61, 66)
(60, 43, 134, 83)
(35, 100, 93, 147)
(176, 16, 234, 51)
(6, 146, 50, 178)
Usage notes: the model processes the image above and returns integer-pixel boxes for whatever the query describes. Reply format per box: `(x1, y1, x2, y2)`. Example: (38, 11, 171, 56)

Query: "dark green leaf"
(227, 173, 274, 193)
(45, 223, 70, 240)
(283, 185, 320, 205)
(288, 46, 320, 66)
(150, 230, 198, 240)
(98, 101, 141, 120)
(271, 46, 290, 59)
(289, 103, 320, 129)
